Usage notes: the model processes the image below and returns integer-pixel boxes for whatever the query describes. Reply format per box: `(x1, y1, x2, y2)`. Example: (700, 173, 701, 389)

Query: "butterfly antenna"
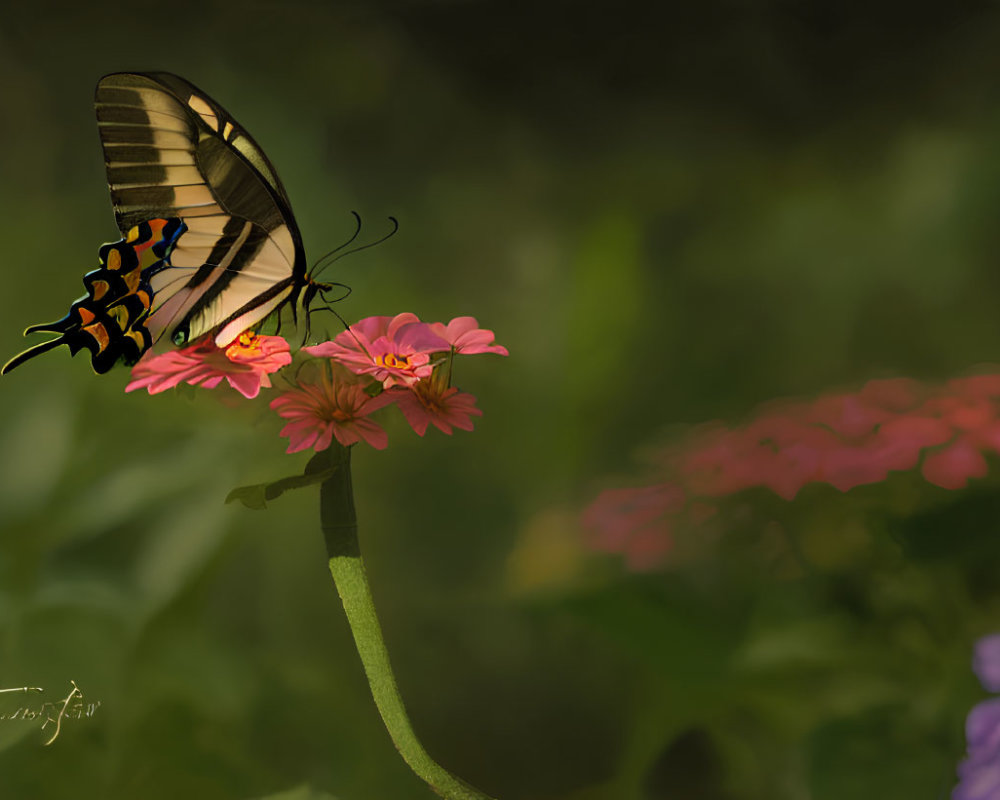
(302, 285, 355, 346)
(311, 217, 399, 281)
(327, 305, 353, 332)
(308, 304, 353, 333)
(309, 211, 362, 276)
(322, 282, 353, 303)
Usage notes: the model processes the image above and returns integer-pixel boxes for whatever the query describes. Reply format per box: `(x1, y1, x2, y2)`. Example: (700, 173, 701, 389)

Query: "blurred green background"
(3, 1, 1000, 798)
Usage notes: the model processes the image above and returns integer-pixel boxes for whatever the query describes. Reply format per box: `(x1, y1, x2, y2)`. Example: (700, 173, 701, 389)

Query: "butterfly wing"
(95, 72, 307, 349)
(3, 73, 309, 376)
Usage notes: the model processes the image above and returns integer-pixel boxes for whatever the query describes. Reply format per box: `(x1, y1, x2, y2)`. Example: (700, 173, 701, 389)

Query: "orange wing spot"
(133, 219, 167, 256)
(126, 330, 147, 348)
(82, 322, 110, 351)
(135, 289, 152, 309)
(108, 305, 130, 332)
(133, 220, 165, 255)
(78, 307, 96, 325)
(91, 280, 110, 301)
(123, 268, 141, 292)
(106, 248, 122, 271)
(126, 226, 140, 244)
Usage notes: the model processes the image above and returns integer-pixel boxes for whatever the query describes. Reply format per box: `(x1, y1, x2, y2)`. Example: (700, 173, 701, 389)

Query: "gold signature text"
(0, 681, 101, 744)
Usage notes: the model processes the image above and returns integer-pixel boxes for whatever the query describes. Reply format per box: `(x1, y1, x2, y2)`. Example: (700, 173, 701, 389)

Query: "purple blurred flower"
(975, 636, 1000, 693)
(955, 637, 1000, 799)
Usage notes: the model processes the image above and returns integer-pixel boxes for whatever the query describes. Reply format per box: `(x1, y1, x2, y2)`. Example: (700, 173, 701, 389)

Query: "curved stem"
(319, 444, 497, 800)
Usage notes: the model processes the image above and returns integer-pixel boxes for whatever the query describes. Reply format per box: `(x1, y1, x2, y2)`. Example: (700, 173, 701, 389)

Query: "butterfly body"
(4, 72, 324, 375)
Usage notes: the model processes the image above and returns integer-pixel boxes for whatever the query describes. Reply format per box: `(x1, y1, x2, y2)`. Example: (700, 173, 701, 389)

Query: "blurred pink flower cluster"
(126, 314, 507, 454)
(585, 373, 1000, 570)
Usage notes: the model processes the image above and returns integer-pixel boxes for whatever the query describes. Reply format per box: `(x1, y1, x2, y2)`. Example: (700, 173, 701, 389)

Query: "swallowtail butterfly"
(3, 72, 330, 375)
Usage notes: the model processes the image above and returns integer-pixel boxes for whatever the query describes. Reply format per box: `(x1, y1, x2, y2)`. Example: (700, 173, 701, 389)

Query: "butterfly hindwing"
(145, 216, 297, 348)
(1, 219, 183, 375)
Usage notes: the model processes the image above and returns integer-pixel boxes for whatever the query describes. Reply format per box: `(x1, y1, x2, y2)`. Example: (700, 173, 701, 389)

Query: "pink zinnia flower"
(428, 316, 509, 356)
(386, 383, 483, 435)
(305, 313, 450, 388)
(125, 332, 292, 399)
(270, 372, 393, 452)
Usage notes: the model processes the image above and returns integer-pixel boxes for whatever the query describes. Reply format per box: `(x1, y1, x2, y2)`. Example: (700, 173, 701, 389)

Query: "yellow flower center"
(374, 353, 410, 369)
(225, 331, 261, 359)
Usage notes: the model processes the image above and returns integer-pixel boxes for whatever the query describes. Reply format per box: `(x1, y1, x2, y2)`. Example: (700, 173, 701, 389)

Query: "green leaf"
(225, 466, 337, 510)
(304, 450, 333, 475)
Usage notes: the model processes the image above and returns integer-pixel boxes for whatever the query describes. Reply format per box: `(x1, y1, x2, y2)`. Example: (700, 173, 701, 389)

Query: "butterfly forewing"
(94, 72, 307, 350)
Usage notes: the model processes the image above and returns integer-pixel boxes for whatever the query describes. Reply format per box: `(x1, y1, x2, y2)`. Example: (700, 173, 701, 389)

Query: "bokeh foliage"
(2, 1, 1000, 798)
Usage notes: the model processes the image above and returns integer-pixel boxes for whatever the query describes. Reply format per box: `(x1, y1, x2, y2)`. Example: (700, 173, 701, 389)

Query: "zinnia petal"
(430, 316, 509, 355)
(270, 372, 389, 453)
(126, 333, 290, 398)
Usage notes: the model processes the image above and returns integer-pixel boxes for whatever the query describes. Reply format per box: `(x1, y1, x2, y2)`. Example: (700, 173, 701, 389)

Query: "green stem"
(319, 444, 497, 800)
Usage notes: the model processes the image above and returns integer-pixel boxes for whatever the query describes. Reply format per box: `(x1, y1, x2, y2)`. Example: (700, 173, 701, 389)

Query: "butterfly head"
(295, 213, 395, 344)
(301, 274, 333, 315)
(297, 275, 351, 344)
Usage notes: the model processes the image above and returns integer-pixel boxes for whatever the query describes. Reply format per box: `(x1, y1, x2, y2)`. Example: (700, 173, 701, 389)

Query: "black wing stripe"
(96, 125, 193, 138)
(114, 205, 225, 219)
(185, 219, 254, 290)
(94, 97, 195, 125)
(96, 108, 192, 132)
(95, 107, 193, 126)
(114, 186, 184, 207)
(146, 218, 255, 345)
(111, 180, 205, 192)
(181, 228, 299, 345)
(148, 218, 250, 296)
(96, 85, 191, 117)
(102, 145, 195, 164)
(213, 281, 296, 347)
(179, 223, 271, 326)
